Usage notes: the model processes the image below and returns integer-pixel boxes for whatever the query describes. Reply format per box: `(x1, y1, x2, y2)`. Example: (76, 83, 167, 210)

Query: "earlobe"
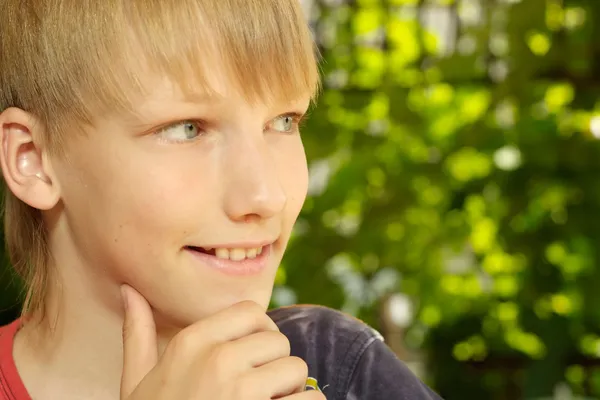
(0, 108, 60, 210)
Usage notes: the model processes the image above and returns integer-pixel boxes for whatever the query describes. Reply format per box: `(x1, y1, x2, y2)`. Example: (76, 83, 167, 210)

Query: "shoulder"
(268, 306, 443, 400)
(0, 319, 25, 400)
(268, 305, 383, 369)
(269, 305, 382, 342)
(267, 306, 383, 397)
(0, 319, 20, 358)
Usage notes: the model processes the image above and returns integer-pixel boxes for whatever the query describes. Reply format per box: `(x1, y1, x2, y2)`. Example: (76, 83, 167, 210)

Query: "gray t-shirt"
(268, 306, 443, 400)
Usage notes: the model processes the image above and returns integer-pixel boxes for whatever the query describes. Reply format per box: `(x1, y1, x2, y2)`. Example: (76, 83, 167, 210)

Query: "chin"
(153, 286, 274, 329)
(207, 288, 272, 313)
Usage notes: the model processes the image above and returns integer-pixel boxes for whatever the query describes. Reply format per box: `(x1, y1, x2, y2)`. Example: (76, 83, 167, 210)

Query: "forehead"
(43, 0, 319, 138)
(111, 0, 318, 113)
(112, 71, 312, 128)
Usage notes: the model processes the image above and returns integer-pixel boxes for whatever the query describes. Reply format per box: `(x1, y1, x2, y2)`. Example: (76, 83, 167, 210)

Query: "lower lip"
(184, 245, 272, 276)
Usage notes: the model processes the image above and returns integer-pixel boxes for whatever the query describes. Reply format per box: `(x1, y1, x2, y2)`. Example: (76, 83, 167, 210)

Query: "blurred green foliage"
(280, 0, 600, 398)
(3, 0, 600, 398)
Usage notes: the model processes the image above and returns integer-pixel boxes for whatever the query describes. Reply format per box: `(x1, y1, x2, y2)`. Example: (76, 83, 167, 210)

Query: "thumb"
(120, 284, 159, 399)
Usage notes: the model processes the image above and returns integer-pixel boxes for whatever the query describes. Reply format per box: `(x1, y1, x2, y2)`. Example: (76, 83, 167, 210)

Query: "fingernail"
(120, 286, 129, 310)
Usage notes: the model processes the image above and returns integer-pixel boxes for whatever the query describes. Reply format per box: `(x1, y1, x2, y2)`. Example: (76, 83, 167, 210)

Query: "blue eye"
(269, 113, 302, 134)
(156, 121, 203, 143)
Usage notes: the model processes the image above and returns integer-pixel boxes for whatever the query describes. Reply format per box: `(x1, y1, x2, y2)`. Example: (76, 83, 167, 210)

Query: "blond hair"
(0, 0, 320, 321)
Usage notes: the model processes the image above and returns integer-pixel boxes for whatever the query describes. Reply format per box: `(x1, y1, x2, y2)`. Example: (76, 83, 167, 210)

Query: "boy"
(0, 0, 443, 399)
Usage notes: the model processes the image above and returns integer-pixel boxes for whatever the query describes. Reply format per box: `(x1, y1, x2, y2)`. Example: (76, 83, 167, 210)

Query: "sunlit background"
(3, 0, 600, 399)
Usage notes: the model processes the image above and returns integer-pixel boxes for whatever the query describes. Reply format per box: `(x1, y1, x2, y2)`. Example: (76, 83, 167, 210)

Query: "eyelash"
(269, 112, 307, 132)
(155, 120, 205, 142)
(153, 112, 307, 144)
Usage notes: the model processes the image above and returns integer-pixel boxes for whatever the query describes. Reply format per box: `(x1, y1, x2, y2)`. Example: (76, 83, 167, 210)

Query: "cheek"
(80, 159, 216, 285)
(108, 161, 214, 241)
(61, 148, 213, 257)
(275, 137, 308, 218)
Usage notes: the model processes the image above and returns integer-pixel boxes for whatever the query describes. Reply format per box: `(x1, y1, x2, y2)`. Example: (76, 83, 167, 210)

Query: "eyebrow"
(118, 86, 311, 132)
(118, 93, 218, 128)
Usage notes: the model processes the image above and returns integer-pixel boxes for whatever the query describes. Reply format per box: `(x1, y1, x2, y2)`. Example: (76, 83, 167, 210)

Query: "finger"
(222, 331, 291, 371)
(247, 356, 308, 398)
(183, 300, 279, 344)
(281, 392, 327, 400)
(120, 285, 159, 399)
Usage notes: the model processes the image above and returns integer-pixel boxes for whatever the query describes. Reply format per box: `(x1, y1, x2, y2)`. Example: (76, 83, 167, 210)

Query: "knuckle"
(236, 300, 263, 314)
(211, 343, 233, 363)
(209, 344, 237, 376)
(279, 335, 292, 353)
(289, 356, 309, 377)
(271, 332, 291, 354)
(236, 301, 275, 330)
(168, 330, 195, 356)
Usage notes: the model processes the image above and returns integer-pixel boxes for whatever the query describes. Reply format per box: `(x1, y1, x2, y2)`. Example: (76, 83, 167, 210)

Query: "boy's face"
(50, 76, 311, 326)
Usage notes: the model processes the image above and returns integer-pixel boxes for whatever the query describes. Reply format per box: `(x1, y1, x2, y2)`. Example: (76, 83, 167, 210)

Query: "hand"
(119, 285, 325, 400)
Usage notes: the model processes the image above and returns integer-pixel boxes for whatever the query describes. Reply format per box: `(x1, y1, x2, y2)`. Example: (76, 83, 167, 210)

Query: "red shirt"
(0, 320, 30, 400)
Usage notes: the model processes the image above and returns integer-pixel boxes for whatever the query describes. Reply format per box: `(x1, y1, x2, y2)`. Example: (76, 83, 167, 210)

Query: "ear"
(0, 108, 61, 210)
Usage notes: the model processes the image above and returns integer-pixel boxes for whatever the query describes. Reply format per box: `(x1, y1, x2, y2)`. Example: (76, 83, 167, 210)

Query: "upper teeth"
(211, 247, 264, 261)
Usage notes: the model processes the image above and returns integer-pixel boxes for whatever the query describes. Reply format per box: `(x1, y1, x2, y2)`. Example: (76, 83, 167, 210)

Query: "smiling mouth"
(184, 246, 266, 261)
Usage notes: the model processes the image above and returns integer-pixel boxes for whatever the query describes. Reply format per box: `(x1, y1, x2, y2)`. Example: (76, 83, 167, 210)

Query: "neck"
(13, 266, 176, 400)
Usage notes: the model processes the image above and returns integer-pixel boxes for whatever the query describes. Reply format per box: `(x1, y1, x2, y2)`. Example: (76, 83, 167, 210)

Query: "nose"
(221, 134, 287, 222)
